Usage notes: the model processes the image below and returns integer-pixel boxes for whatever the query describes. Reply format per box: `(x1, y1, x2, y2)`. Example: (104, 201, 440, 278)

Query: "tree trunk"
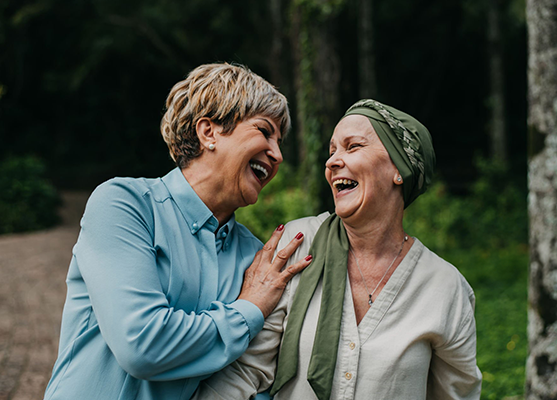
(269, 0, 285, 88)
(525, 0, 557, 397)
(358, 0, 377, 98)
(290, 4, 306, 169)
(268, 0, 300, 167)
(290, 0, 345, 213)
(487, 0, 508, 166)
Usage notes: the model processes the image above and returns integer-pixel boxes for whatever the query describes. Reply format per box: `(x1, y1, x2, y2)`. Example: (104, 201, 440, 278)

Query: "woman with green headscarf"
(193, 99, 482, 400)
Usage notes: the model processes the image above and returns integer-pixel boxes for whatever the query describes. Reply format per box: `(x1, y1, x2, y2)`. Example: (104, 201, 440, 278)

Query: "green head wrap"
(344, 99, 436, 208)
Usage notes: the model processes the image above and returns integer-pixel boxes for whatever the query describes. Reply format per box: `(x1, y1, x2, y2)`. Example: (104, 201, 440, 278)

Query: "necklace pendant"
(368, 295, 373, 306)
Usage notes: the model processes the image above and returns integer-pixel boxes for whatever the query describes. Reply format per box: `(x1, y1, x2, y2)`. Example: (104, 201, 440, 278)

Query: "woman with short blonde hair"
(44, 63, 310, 400)
(161, 63, 291, 168)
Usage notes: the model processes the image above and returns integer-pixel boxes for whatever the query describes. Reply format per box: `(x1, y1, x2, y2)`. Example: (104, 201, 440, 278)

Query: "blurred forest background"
(0, 0, 529, 398)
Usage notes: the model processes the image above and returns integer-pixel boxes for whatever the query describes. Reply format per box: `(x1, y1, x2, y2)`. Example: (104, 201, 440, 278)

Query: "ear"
(393, 172, 403, 185)
(195, 117, 221, 151)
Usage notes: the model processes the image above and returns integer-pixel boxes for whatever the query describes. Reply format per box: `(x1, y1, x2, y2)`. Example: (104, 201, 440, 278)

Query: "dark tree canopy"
(0, 0, 527, 196)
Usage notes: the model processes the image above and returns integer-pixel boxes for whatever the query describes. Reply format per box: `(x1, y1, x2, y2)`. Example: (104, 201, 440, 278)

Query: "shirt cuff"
(228, 299, 265, 341)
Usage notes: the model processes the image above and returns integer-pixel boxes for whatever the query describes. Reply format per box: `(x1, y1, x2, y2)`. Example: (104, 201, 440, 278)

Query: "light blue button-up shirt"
(44, 168, 265, 400)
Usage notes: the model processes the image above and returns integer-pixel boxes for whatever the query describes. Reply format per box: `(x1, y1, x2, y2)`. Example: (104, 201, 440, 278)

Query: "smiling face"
(325, 114, 403, 223)
(213, 115, 283, 210)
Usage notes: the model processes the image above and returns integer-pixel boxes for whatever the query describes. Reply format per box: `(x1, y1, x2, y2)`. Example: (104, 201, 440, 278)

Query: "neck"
(181, 164, 234, 227)
(342, 205, 406, 257)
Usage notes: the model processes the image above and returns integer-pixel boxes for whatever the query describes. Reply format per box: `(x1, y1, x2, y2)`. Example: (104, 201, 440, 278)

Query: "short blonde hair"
(160, 63, 291, 168)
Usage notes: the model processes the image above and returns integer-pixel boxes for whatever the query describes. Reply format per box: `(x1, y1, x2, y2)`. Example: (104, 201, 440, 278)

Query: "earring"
(208, 143, 215, 150)
(397, 176, 402, 182)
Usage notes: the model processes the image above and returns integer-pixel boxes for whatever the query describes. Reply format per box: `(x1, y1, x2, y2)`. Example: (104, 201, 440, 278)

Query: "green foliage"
(235, 164, 314, 242)
(404, 158, 527, 253)
(468, 158, 527, 245)
(293, 0, 346, 20)
(452, 245, 528, 399)
(0, 156, 60, 234)
(403, 182, 467, 252)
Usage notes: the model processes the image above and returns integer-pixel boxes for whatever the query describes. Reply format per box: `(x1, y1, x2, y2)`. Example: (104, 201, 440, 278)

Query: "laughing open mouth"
(333, 179, 359, 192)
(250, 161, 270, 181)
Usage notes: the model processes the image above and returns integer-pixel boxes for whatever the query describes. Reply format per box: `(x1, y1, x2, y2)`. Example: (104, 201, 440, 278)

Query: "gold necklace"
(349, 235, 408, 307)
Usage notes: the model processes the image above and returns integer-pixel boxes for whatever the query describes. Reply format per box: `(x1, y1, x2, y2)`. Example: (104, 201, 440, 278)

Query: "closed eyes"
(348, 143, 363, 150)
(258, 127, 271, 138)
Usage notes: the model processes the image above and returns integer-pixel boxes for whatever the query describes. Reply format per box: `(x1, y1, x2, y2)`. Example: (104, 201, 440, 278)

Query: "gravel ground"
(0, 192, 90, 400)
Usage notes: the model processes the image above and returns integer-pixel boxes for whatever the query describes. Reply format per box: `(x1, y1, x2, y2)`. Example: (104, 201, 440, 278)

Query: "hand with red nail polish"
(238, 226, 312, 318)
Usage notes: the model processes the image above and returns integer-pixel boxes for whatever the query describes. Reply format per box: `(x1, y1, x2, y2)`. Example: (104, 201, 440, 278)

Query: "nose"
(267, 140, 283, 165)
(325, 151, 343, 171)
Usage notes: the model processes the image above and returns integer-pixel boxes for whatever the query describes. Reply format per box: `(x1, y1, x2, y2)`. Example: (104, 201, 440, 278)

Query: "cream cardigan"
(193, 213, 482, 399)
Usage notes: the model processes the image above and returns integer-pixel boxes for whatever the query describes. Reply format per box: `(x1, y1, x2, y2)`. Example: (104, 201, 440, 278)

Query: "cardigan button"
(349, 342, 356, 350)
(344, 372, 352, 380)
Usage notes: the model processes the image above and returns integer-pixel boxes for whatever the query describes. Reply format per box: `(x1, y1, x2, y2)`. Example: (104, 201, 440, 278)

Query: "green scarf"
(344, 99, 436, 208)
(271, 213, 348, 400)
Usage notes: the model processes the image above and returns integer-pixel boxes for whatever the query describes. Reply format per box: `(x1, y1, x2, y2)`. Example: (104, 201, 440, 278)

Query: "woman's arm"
(191, 289, 288, 399)
(77, 180, 308, 381)
(427, 291, 482, 399)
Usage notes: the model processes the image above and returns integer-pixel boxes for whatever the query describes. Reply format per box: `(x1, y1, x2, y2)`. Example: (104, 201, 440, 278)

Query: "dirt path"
(0, 192, 90, 400)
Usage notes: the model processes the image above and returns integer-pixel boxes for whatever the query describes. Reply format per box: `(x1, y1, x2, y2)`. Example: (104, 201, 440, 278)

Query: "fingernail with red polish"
(305, 255, 313, 262)
(277, 224, 285, 231)
(295, 232, 303, 240)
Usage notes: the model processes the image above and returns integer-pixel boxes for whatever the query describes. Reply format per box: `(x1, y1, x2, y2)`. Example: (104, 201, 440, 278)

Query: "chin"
(242, 190, 260, 207)
(332, 198, 350, 215)
(334, 207, 354, 220)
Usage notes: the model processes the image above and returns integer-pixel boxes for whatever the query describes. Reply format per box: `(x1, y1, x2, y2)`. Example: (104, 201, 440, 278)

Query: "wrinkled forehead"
(330, 114, 378, 144)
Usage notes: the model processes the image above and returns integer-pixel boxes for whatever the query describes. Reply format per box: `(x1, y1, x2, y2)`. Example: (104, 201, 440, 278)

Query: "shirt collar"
(162, 168, 235, 235)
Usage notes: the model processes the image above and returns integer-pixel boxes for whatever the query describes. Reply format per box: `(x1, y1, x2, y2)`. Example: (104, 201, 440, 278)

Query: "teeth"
(333, 179, 358, 190)
(250, 163, 269, 180)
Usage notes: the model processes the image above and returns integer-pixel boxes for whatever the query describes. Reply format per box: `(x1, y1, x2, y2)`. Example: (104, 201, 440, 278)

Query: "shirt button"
(345, 372, 352, 380)
(192, 223, 198, 229)
(221, 231, 227, 238)
(349, 342, 356, 350)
